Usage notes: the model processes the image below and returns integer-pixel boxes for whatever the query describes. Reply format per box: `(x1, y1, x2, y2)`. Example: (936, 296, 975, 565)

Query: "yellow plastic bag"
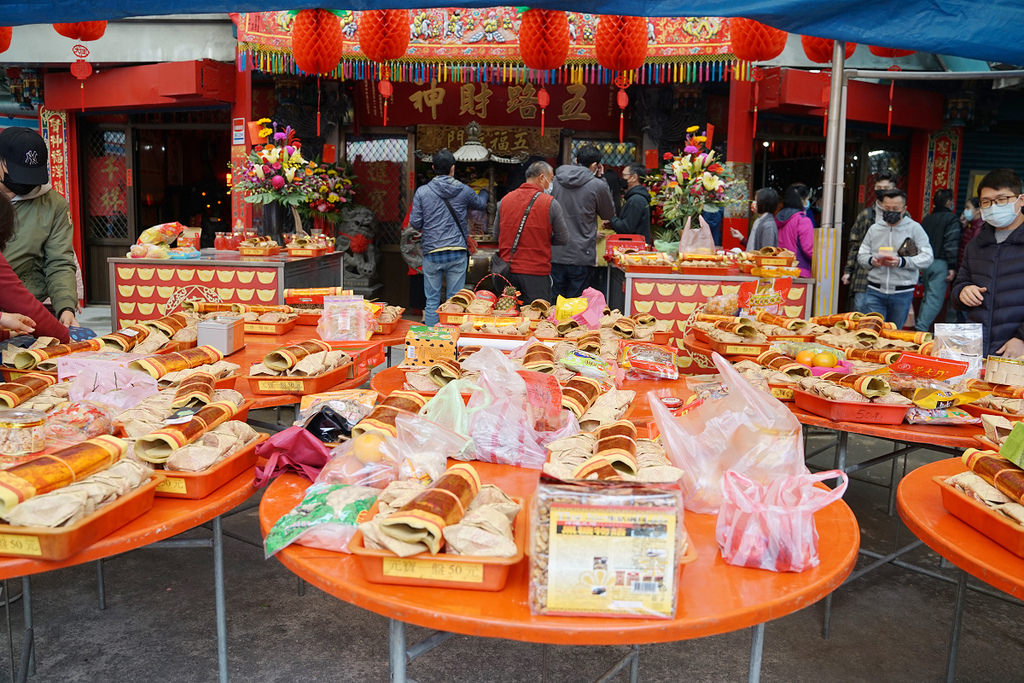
(554, 295, 587, 322)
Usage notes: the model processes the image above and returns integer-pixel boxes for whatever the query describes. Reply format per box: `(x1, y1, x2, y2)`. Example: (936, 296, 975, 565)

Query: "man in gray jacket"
(409, 148, 487, 326)
(550, 145, 615, 298)
(857, 189, 934, 327)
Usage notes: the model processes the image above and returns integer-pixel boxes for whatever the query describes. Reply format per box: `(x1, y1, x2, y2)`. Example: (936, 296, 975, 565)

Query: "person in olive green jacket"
(0, 127, 79, 327)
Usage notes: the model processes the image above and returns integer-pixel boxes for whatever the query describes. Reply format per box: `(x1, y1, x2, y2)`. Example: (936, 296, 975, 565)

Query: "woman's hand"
(0, 311, 35, 335)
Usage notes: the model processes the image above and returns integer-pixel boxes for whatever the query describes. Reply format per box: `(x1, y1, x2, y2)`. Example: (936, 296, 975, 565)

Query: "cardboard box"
(404, 325, 458, 367)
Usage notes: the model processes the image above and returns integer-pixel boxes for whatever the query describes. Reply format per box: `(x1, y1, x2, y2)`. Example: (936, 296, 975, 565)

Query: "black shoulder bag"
(490, 192, 541, 279)
(430, 185, 475, 253)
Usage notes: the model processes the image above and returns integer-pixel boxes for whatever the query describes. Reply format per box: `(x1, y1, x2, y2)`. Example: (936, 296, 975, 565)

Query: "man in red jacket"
(492, 161, 569, 303)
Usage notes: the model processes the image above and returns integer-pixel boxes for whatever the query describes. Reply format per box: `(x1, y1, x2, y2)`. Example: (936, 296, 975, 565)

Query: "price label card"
(156, 477, 188, 495)
(382, 557, 484, 583)
(0, 533, 42, 557)
(771, 387, 794, 400)
(246, 324, 276, 333)
(118, 328, 140, 337)
(724, 344, 762, 356)
(258, 380, 304, 392)
(545, 504, 677, 618)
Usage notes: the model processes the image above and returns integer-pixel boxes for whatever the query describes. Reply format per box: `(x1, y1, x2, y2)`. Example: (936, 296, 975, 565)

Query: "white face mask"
(963, 208, 974, 221)
(982, 202, 1020, 229)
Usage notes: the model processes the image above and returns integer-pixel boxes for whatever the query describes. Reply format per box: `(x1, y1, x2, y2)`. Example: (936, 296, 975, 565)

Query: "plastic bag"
(905, 406, 980, 425)
(318, 294, 371, 341)
(466, 357, 580, 469)
(42, 401, 113, 447)
(67, 366, 159, 413)
(677, 215, 715, 254)
(552, 287, 605, 329)
(420, 378, 477, 437)
(137, 222, 185, 246)
(652, 352, 807, 513)
(933, 323, 983, 379)
(254, 427, 333, 487)
(716, 469, 847, 572)
(263, 482, 378, 557)
(619, 341, 679, 380)
(393, 412, 471, 481)
(316, 435, 400, 489)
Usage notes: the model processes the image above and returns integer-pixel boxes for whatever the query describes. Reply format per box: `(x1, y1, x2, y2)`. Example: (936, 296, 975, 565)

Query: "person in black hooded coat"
(609, 163, 652, 246)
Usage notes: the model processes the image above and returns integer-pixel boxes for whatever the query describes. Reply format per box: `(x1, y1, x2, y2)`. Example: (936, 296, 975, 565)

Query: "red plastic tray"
(619, 263, 677, 274)
(349, 499, 526, 591)
(295, 311, 321, 326)
(156, 434, 267, 499)
(375, 319, 400, 335)
(286, 246, 328, 258)
(244, 319, 297, 335)
(677, 265, 736, 276)
(793, 389, 909, 424)
(244, 361, 353, 396)
(935, 474, 1024, 558)
(754, 254, 798, 267)
(238, 246, 280, 256)
(0, 475, 162, 560)
(962, 403, 1023, 421)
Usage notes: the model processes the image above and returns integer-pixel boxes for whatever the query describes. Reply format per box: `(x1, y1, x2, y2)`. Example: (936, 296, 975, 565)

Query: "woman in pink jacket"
(774, 183, 815, 278)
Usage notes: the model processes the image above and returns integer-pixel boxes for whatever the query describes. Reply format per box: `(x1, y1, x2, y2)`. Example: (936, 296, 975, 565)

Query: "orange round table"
(897, 458, 1024, 680)
(0, 470, 257, 683)
(260, 464, 859, 682)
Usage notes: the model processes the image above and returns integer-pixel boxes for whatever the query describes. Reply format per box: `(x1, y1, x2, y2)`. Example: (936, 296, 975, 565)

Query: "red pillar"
(724, 78, 754, 250)
(230, 56, 253, 230)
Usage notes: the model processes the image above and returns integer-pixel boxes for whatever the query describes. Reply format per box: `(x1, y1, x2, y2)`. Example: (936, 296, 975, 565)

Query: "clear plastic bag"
(715, 469, 847, 572)
(420, 378, 477, 438)
(317, 436, 401, 489)
(651, 352, 807, 513)
(392, 412, 471, 480)
(263, 482, 379, 557)
(933, 323, 984, 379)
(318, 294, 371, 341)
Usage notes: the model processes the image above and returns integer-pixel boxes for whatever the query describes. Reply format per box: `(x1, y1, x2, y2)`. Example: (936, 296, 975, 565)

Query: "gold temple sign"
(417, 124, 561, 158)
(409, 84, 446, 120)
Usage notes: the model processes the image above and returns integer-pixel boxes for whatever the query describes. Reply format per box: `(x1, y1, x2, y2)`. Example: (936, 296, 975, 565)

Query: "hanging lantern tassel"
(316, 75, 321, 136)
(70, 45, 92, 113)
(614, 75, 629, 143)
(378, 65, 394, 127)
(886, 65, 901, 136)
(537, 86, 550, 137)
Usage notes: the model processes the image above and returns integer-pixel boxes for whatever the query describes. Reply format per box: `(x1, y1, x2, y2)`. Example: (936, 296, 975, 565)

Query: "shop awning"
(5, 1, 1023, 64)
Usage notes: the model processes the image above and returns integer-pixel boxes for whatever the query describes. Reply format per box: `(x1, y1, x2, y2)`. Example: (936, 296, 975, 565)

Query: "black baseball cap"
(0, 127, 49, 185)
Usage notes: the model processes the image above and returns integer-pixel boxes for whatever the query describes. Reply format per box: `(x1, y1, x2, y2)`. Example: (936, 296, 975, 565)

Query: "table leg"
(629, 644, 639, 683)
(389, 619, 406, 683)
(833, 431, 848, 473)
(748, 623, 765, 683)
(213, 516, 228, 683)
(822, 594, 832, 640)
(946, 570, 968, 683)
(96, 560, 106, 610)
(20, 579, 31, 676)
(5, 580, 13, 683)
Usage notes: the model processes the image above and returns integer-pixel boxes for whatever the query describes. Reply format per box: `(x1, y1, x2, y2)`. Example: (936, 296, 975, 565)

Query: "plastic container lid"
(0, 409, 46, 429)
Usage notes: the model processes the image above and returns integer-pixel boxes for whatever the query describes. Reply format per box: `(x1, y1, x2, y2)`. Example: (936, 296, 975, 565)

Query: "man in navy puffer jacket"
(951, 169, 1024, 357)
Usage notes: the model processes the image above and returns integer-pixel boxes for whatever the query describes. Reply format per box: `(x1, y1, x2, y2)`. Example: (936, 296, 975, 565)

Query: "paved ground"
(7, 307, 1019, 681)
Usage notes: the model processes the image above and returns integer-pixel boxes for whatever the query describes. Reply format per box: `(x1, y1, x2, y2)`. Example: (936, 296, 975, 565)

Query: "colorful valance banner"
(237, 10, 741, 84)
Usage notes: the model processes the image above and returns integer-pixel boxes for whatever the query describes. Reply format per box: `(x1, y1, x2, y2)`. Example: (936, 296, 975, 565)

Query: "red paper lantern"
(519, 10, 570, 71)
(291, 9, 345, 75)
(728, 18, 787, 62)
(53, 21, 107, 41)
(801, 36, 856, 64)
(869, 45, 915, 59)
(358, 10, 410, 64)
(595, 15, 647, 73)
(0, 27, 11, 54)
(358, 10, 410, 128)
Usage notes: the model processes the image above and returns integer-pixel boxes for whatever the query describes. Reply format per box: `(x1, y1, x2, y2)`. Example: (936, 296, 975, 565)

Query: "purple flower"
(684, 145, 699, 154)
(273, 132, 287, 141)
(285, 145, 295, 155)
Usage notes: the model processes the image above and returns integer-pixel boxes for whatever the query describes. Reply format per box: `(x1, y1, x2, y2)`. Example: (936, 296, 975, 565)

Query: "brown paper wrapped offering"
(379, 463, 481, 555)
(129, 345, 224, 379)
(962, 449, 1024, 505)
(12, 339, 102, 370)
(134, 400, 239, 464)
(0, 435, 127, 514)
(0, 373, 59, 408)
(263, 340, 332, 372)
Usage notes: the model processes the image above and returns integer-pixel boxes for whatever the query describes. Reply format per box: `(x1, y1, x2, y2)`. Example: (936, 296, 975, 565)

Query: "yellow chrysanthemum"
(256, 117, 271, 125)
(686, 125, 700, 133)
(258, 128, 273, 138)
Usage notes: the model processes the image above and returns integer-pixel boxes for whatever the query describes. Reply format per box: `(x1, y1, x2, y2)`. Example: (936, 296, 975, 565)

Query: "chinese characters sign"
(40, 109, 70, 199)
(922, 127, 962, 217)
(359, 79, 614, 131)
(417, 124, 561, 158)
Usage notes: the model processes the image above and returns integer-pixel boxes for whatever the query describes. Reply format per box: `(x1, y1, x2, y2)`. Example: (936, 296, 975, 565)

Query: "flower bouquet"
(233, 119, 315, 236)
(650, 126, 729, 255)
(302, 164, 355, 225)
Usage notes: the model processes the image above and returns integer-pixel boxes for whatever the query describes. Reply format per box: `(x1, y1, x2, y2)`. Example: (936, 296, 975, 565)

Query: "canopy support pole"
(814, 40, 846, 316)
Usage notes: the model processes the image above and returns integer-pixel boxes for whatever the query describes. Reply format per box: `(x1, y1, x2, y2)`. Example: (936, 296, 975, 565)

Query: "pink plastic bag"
(716, 469, 847, 572)
(254, 427, 333, 487)
(677, 214, 716, 253)
(651, 352, 806, 513)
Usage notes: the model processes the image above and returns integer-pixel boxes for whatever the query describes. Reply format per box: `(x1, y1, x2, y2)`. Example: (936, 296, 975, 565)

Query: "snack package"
(933, 323, 984, 379)
(904, 407, 981, 425)
(618, 341, 679, 381)
(137, 222, 185, 246)
(652, 352, 806, 513)
(318, 294, 372, 341)
(263, 482, 379, 557)
(42, 401, 114, 447)
(530, 479, 687, 618)
(553, 295, 587, 322)
(558, 348, 620, 384)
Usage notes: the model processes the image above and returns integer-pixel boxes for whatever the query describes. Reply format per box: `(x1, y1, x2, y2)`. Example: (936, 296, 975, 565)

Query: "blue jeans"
(551, 264, 592, 299)
(861, 288, 914, 328)
(422, 249, 468, 326)
(852, 290, 870, 314)
(915, 259, 948, 332)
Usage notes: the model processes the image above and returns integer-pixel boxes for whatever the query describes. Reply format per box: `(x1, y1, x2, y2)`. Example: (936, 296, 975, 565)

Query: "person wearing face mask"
(842, 172, 896, 312)
(549, 144, 615, 298)
(915, 188, 961, 332)
(951, 169, 1024, 357)
(491, 161, 568, 304)
(857, 189, 933, 327)
(609, 163, 652, 246)
(0, 127, 79, 329)
(774, 183, 815, 278)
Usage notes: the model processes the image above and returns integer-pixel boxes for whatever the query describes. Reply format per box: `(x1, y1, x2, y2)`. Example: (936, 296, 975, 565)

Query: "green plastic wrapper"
(264, 483, 377, 557)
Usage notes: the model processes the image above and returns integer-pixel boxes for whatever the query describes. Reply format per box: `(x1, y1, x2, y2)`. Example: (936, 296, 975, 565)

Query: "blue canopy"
(7, 1, 1024, 64)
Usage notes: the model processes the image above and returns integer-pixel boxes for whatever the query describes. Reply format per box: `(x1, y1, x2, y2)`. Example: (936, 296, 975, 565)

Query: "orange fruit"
(795, 349, 816, 366)
(812, 352, 838, 368)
